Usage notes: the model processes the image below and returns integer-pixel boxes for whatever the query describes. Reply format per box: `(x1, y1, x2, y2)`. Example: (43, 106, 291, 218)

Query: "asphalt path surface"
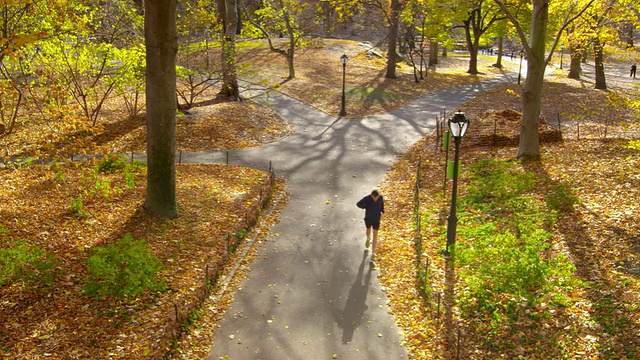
(182, 73, 519, 360)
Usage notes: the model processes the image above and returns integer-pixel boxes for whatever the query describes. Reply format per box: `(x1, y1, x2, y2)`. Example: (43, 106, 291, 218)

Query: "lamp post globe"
(339, 54, 348, 116)
(445, 111, 469, 255)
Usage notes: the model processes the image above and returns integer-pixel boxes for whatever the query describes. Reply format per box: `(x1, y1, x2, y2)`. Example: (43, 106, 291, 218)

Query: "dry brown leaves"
(235, 39, 512, 117)
(375, 69, 640, 358)
(0, 161, 285, 358)
(2, 38, 639, 359)
(0, 101, 290, 158)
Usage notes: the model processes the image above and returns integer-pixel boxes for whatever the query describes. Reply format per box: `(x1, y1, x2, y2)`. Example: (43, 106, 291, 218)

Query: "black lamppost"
(339, 54, 348, 116)
(518, 50, 524, 84)
(560, 46, 564, 69)
(444, 111, 470, 255)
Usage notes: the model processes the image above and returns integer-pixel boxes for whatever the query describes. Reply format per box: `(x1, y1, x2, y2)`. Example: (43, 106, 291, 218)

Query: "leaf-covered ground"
(1, 38, 640, 358)
(0, 159, 287, 358)
(375, 77, 640, 357)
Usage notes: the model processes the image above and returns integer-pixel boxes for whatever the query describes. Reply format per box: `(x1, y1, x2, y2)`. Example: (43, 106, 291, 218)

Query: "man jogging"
(356, 189, 384, 260)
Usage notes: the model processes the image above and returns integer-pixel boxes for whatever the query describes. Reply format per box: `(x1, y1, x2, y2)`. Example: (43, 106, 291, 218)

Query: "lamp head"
(448, 111, 469, 138)
(341, 54, 348, 65)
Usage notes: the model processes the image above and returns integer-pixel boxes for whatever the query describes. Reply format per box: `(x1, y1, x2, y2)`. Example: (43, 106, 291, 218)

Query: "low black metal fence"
(413, 107, 640, 359)
(156, 160, 278, 358)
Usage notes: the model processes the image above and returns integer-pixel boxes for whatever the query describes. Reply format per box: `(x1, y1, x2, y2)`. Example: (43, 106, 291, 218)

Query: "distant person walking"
(356, 189, 384, 259)
(631, 64, 636, 78)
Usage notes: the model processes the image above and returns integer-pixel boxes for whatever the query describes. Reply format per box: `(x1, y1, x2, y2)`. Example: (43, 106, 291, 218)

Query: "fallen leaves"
(0, 161, 284, 358)
(375, 70, 640, 358)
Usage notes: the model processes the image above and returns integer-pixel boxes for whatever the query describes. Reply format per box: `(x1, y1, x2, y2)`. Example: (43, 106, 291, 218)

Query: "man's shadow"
(334, 250, 373, 344)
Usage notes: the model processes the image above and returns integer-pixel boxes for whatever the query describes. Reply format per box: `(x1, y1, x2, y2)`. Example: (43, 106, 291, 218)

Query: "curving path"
(188, 73, 518, 360)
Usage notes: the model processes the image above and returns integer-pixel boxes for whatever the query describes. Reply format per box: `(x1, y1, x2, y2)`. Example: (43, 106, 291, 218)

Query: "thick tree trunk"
(219, 39, 240, 100)
(463, 20, 478, 74)
(287, 50, 295, 79)
(517, 0, 548, 160)
(217, 0, 240, 100)
(568, 46, 581, 79)
(283, 0, 296, 80)
(594, 39, 607, 90)
(385, 0, 401, 78)
(467, 43, 479, 74)
(429, 40, 438, 65)
(144, 0, 179, 219)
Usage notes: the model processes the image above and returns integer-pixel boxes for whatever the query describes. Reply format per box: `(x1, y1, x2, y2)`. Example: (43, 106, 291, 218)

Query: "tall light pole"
(445, 111, 469, 255)
(339, 54, 348, 116)
(518, 50, 524, 85)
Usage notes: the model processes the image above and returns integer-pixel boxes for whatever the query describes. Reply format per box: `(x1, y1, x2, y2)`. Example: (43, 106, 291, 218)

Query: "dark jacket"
(356, 195, 385, 221)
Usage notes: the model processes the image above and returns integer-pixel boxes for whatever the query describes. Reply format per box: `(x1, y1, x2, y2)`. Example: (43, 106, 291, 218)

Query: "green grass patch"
(347, 86, 401, 104)
(453, 158, 581, 317)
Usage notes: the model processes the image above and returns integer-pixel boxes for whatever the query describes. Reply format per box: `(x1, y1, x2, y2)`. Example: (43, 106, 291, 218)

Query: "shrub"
(124, 171, 136, 189)
(92, 177, 112, 198)
(94, 154, 128, 173)
(70, 194, 88, 218)
(84, 234, 166, 299)
(0, 241, 59, 290)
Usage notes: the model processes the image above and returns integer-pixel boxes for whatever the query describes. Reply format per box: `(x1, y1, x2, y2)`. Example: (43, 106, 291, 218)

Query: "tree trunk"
(321, 1, 333, 36)
(385, 0, 401, 78)
(143, 0, 179, 219)
(493, 35, 503, 68)
(517, 0, 548, 160)
(287, 49, 295, 79)
(429, 39, 438, 65)
(568, 46, 581, 79)
(217, 0, 240, 100)
(463, 20, 478, 74)
(594, 38, 607, 90)
(283, 0, 296, 79)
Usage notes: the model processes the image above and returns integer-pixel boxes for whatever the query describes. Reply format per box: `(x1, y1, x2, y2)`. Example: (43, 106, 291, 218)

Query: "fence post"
(226, 151, 229, 165)
(457, 326, 462, 360)
(557, 113, 562, 142)
(492, 117, 497, 151)
(435, 119, 440, 151)
(577, 120, 580, 140)
(271, 162, 276, 187)
(205, 265, 209, 298)
(179, 150, 182, 165)
(414, 158, 421, 264)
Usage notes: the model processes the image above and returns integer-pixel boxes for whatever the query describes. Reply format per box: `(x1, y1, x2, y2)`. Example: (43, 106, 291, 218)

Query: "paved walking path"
(185, 73, 517, 360)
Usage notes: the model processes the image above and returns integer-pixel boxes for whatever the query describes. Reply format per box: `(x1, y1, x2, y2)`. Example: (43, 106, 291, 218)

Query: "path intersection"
(181, 73, 518, 360)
